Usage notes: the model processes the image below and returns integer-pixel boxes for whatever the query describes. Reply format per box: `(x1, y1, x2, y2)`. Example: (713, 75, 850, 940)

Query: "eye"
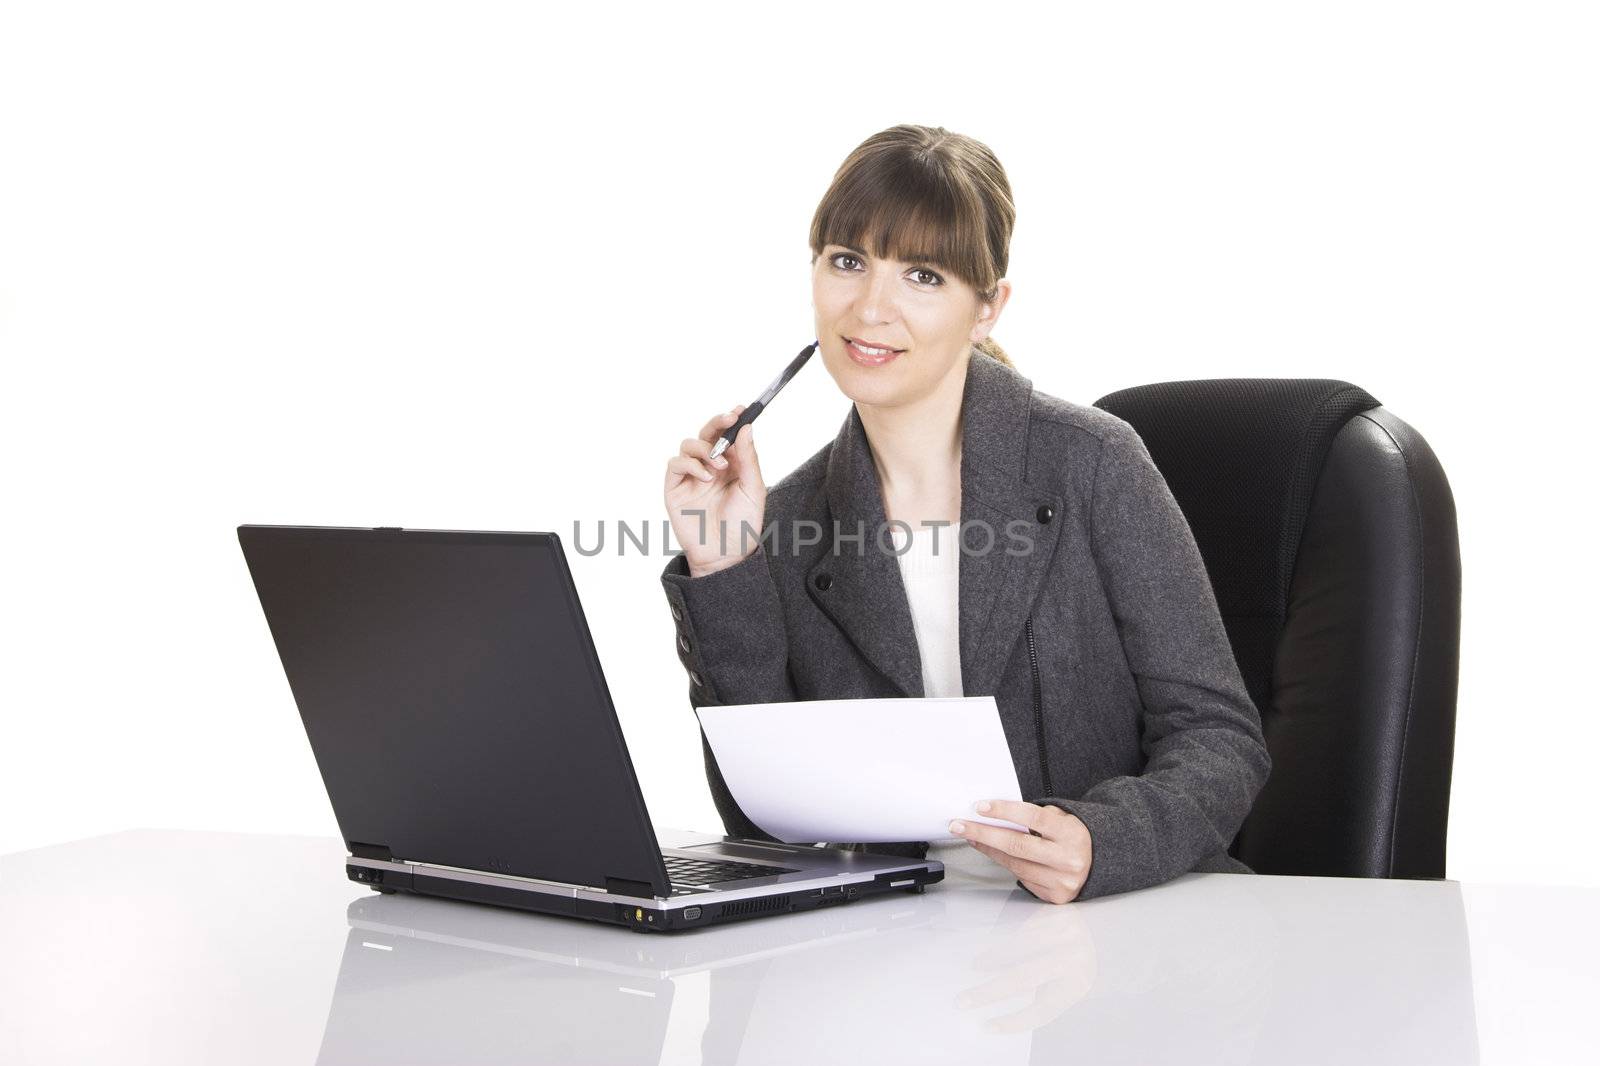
(829, 252, 862, 271)
(910, 268, 943, 286)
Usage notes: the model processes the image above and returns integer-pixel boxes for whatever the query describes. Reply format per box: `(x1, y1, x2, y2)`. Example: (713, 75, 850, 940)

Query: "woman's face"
(811, 242, 1010, 409)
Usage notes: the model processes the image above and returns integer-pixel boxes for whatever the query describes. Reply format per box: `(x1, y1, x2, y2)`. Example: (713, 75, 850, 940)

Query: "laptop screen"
(239, 526, 669, 896)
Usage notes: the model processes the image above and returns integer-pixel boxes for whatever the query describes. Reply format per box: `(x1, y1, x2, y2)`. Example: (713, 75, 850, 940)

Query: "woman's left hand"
(949, 800, 1094, 904)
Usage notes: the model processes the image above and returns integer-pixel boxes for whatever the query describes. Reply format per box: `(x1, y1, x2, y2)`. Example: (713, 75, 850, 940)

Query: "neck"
(855, 350, 969, 499)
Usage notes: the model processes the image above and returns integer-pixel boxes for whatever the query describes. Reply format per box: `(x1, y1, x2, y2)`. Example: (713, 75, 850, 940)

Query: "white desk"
(2, 830, 1593, 1064)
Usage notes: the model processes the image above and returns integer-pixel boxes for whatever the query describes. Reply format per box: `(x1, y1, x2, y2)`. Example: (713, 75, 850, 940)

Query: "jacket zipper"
(1026, 614, 1055, 796)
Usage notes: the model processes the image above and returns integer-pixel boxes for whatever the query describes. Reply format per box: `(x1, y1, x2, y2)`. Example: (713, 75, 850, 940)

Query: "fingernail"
(949, 820, 965, 834)
(974, 800, 991, 813)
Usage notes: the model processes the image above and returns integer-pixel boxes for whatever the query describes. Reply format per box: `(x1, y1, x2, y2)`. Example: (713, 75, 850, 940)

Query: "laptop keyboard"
(662, 853, 799, 888)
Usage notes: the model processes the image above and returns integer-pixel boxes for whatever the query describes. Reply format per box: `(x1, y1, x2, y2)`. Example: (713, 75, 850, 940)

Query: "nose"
(854, 263, 900, 325)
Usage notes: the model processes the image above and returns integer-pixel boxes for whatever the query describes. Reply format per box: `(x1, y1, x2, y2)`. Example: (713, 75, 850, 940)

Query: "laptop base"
(346, 856, 944, 933)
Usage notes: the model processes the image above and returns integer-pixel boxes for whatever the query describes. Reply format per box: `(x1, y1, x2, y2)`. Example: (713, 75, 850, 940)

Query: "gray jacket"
(659, 352, 1271, 900)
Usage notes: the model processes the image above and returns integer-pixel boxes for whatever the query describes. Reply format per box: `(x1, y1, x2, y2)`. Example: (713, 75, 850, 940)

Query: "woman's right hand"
(664, 405, 768, 578)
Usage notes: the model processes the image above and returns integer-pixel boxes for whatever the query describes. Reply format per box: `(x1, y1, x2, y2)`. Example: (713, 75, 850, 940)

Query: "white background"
(2, 1, 1595, 887)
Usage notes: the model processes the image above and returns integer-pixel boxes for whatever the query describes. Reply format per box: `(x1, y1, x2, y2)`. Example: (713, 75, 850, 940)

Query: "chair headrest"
(1093, 379, 1381, 620)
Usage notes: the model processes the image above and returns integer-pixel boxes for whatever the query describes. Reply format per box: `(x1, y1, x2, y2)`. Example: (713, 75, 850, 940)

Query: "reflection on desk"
(317, 858, 1475, 1065)
(5, 830, 1596, 1064)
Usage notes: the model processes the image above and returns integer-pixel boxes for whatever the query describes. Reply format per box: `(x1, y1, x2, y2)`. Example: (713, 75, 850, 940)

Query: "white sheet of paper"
(693, 696, 1029, 843)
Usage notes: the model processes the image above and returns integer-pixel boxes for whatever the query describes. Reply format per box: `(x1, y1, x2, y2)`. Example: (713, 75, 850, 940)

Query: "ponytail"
(976, 336, 1015, 369)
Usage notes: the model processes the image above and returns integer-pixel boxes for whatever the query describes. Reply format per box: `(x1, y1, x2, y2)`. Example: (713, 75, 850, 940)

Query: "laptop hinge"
(348, 840, 393, 861)
(604, 876, 655, 897)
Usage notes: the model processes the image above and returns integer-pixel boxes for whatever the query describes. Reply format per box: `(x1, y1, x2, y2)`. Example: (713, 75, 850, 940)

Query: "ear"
(970, 278, 1013, 343)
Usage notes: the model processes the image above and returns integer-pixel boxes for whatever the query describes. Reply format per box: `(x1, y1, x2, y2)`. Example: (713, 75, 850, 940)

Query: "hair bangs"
(811, 152, 997, 297)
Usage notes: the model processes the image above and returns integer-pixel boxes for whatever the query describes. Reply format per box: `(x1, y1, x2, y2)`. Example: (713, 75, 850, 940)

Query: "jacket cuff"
(660, 547, 787, 705)
(1030, 795, 1155, 901)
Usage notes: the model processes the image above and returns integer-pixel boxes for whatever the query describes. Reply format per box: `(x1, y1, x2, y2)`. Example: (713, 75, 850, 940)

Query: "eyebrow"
(832, 243, 946, 269)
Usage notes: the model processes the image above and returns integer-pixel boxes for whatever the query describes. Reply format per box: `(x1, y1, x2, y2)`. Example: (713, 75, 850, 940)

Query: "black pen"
(708, 339, 820, 460)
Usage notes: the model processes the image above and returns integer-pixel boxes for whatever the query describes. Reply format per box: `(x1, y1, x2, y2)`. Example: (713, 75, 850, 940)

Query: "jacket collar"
(809, 350, 1067, 697)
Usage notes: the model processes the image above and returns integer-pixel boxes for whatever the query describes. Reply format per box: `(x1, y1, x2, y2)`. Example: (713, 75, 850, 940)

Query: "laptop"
(237, 524, 943, 932)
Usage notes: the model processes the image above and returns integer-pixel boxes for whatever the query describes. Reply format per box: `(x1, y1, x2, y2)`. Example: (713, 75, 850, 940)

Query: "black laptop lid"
(238, 525, 670, 898)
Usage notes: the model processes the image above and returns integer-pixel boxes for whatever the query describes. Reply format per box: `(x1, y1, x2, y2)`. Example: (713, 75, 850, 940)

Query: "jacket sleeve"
(1034, 420, 1272, 900)
(661, 545, 799, 843)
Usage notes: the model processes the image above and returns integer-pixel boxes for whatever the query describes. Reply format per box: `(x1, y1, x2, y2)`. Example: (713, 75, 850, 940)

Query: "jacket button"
(689, 671, 703, 687)
(1036, 504, 1054, 524)
(670, 605, 682, 621)
(678, 634, 691, 653)
(813, 572, 833, 591)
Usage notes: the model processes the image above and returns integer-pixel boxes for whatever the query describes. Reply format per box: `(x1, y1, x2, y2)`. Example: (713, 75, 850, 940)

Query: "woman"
(660, 124, 1270, 904)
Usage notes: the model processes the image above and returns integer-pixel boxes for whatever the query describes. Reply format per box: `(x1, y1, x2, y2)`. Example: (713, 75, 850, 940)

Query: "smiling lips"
(844, 335, 905, 367)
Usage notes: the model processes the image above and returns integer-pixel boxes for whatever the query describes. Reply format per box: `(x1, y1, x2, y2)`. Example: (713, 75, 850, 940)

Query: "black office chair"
(1093, 380, 1461, 879)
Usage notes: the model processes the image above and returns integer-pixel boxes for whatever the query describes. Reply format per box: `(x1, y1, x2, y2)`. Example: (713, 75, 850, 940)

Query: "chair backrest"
(1093, 380, 1461, 878)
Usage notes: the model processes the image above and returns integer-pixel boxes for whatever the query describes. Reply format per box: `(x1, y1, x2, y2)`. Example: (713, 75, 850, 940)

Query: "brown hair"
(809, 124, 1017, 369)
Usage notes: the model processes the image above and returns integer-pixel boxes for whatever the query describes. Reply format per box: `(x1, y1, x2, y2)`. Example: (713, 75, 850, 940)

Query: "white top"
(889, 523, 1016, 884)
(889, 522, 963, 700)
